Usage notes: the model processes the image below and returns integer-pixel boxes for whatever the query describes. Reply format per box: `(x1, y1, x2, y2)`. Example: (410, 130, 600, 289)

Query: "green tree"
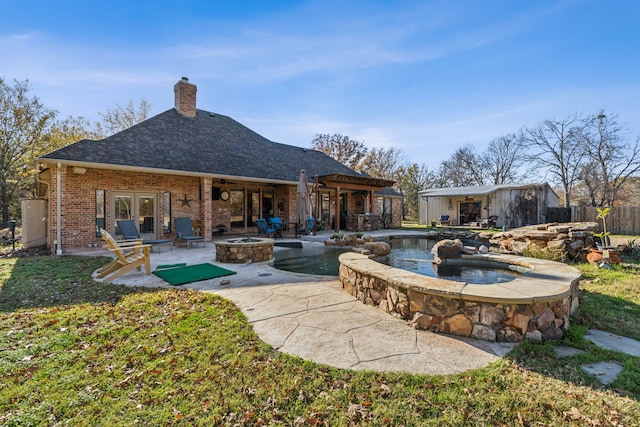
(0, 78, 56, 225)
(311, 134, 368, 170)
(396, 163, 435, 220)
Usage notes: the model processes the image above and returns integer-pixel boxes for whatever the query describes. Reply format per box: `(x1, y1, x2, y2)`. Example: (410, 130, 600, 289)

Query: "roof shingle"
(41, 108, 363, 183)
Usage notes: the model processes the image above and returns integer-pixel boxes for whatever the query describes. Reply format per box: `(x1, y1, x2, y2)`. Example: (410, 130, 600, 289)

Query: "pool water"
(273, 238, 520, 284)
(382, 238, 519, 284)
(273, 246, 353, 276)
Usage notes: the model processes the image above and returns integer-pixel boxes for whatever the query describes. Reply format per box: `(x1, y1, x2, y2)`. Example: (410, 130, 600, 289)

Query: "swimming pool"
(273, 237, 520, 284)
(272, 245, 353, 275)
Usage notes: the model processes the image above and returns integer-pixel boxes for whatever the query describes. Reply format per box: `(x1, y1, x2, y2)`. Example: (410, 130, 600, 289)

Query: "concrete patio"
(66, 228, 640, 382)
(72, 229, 517, 375)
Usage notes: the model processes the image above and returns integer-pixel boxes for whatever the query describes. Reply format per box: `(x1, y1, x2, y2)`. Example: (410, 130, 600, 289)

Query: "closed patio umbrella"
(297, 170, 312, 233)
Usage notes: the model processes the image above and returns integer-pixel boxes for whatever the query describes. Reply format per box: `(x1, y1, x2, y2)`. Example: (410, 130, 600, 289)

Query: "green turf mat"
(153, 263, 236, 286)
(156, 263, 187, 270)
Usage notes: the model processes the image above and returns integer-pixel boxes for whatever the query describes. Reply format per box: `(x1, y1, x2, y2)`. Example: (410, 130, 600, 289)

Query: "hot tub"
(339, 251, 581, 342)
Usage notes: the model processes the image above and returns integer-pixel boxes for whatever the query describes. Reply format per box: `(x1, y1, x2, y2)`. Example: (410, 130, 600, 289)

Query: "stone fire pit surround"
(215, 238, 274, 263)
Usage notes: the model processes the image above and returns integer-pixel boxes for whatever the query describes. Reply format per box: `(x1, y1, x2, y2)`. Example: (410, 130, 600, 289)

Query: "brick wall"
(391, 197, 403, 227)
(46, 164, 404, 251)
(48, 165, 201, 251)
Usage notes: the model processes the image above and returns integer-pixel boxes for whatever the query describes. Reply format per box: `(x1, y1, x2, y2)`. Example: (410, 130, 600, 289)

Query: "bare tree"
(438, 144, 488, 187)
(359, 147, 406, 181)
(579, 111, 640, 207)
(483, 133, 527, 185)
(0, 78, 56, 225)
(310, 134, 368, 170)
(94, 99, 152, 138)
(523, 114, 588, 208)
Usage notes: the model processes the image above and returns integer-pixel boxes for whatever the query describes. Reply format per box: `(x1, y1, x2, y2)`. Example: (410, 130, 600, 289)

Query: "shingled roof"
(40, 108, 364, 184)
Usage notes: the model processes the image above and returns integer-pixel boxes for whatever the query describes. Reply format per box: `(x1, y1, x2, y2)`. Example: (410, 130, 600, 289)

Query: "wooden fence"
(546, 206, 640, 235)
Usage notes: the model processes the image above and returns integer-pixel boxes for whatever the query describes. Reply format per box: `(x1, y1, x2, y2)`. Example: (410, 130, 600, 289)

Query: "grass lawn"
(1, 250, 639, 425)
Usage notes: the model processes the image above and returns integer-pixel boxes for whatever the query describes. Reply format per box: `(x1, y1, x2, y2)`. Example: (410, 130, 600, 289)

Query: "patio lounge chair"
(256, 218, 277, 238)
(174, 217, 205, 248)
(439, 215, 450, 226)
(117, 220, 172, 252)
(97, 228, 151, 283)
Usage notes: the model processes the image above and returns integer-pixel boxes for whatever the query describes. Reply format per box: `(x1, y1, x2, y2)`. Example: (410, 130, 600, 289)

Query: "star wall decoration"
(180, 194, 194, 207)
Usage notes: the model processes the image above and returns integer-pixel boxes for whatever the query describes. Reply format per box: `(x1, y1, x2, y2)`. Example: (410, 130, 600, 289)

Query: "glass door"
(459, 201, 481, 225)
(247, 189, 259, 226)
(137, 195, 156, 239)
(112, 192, 157, 239)
(114, 194, 133, 238)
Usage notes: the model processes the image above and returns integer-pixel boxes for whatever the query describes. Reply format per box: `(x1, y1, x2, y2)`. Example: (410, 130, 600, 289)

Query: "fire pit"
(215, 237, 274, 263)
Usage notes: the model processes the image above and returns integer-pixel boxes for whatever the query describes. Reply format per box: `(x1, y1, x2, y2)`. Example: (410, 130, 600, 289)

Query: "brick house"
(35, 78, 402, 253)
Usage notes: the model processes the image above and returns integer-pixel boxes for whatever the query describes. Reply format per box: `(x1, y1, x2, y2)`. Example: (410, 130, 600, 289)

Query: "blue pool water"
(273, 237, 520, 284)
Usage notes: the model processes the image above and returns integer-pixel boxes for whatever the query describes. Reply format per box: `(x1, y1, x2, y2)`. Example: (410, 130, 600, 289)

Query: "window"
(321, 193, 330, 224)
(163, 192, 171, 234)
(95, 190, 105, 237)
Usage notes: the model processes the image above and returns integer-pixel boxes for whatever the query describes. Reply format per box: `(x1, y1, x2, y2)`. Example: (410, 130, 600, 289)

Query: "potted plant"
(430, 219, 437, 227)
(594, 207, 612, 249)
(331, 231, 344, 242)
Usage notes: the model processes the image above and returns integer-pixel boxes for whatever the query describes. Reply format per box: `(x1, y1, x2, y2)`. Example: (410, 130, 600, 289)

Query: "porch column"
(201, 177, 212, 240)
(334, 186, 341, 231)
(369, 190, 375, 213)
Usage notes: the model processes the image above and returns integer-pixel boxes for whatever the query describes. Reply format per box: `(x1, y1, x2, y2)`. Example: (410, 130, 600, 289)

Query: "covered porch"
(313, 173, 396, 232)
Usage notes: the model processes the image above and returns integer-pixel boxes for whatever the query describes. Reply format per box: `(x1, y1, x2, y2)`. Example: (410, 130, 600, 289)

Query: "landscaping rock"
(431, 239, 463, 263)
(497, 326, 521, 342)
(487, 222, 600, 257)
(363, 241, 391, 256)
(472, 324, 496, 341)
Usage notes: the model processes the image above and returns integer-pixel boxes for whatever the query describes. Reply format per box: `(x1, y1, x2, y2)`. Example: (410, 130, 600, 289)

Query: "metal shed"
(418, 183, 559, 228)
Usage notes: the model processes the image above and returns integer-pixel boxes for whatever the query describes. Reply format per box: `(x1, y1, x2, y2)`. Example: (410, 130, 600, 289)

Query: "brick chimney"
(174, 77, 197, 118)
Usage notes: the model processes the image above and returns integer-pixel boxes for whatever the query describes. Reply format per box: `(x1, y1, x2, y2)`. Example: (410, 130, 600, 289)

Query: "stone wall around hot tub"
(338, 253, 581, 343)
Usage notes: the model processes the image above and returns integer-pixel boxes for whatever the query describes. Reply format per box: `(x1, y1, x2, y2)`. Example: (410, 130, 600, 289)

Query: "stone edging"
(215, 238, 274, 263)
(338, 252, 581, 342)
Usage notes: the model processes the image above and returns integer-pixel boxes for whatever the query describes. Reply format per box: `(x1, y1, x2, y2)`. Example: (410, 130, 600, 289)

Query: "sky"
(2, 0, 639, 167)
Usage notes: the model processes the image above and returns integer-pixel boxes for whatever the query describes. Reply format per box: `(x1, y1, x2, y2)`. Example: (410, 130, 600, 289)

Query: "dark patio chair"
(256, 218, 277, 238)
(485, 215, 498, 228)
(268, 217, 284, 237)
(295, 217, 315, 237)
(117, 220, 173, 252)
(174, 217, 205, 248)
(439, 215, 450, 226)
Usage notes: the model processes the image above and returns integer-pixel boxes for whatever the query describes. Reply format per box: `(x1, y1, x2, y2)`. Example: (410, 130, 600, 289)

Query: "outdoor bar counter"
(345, 214, 379, 232)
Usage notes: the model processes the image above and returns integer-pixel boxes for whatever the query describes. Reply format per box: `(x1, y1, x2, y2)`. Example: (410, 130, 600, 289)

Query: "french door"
(113, 192, 157, 239)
